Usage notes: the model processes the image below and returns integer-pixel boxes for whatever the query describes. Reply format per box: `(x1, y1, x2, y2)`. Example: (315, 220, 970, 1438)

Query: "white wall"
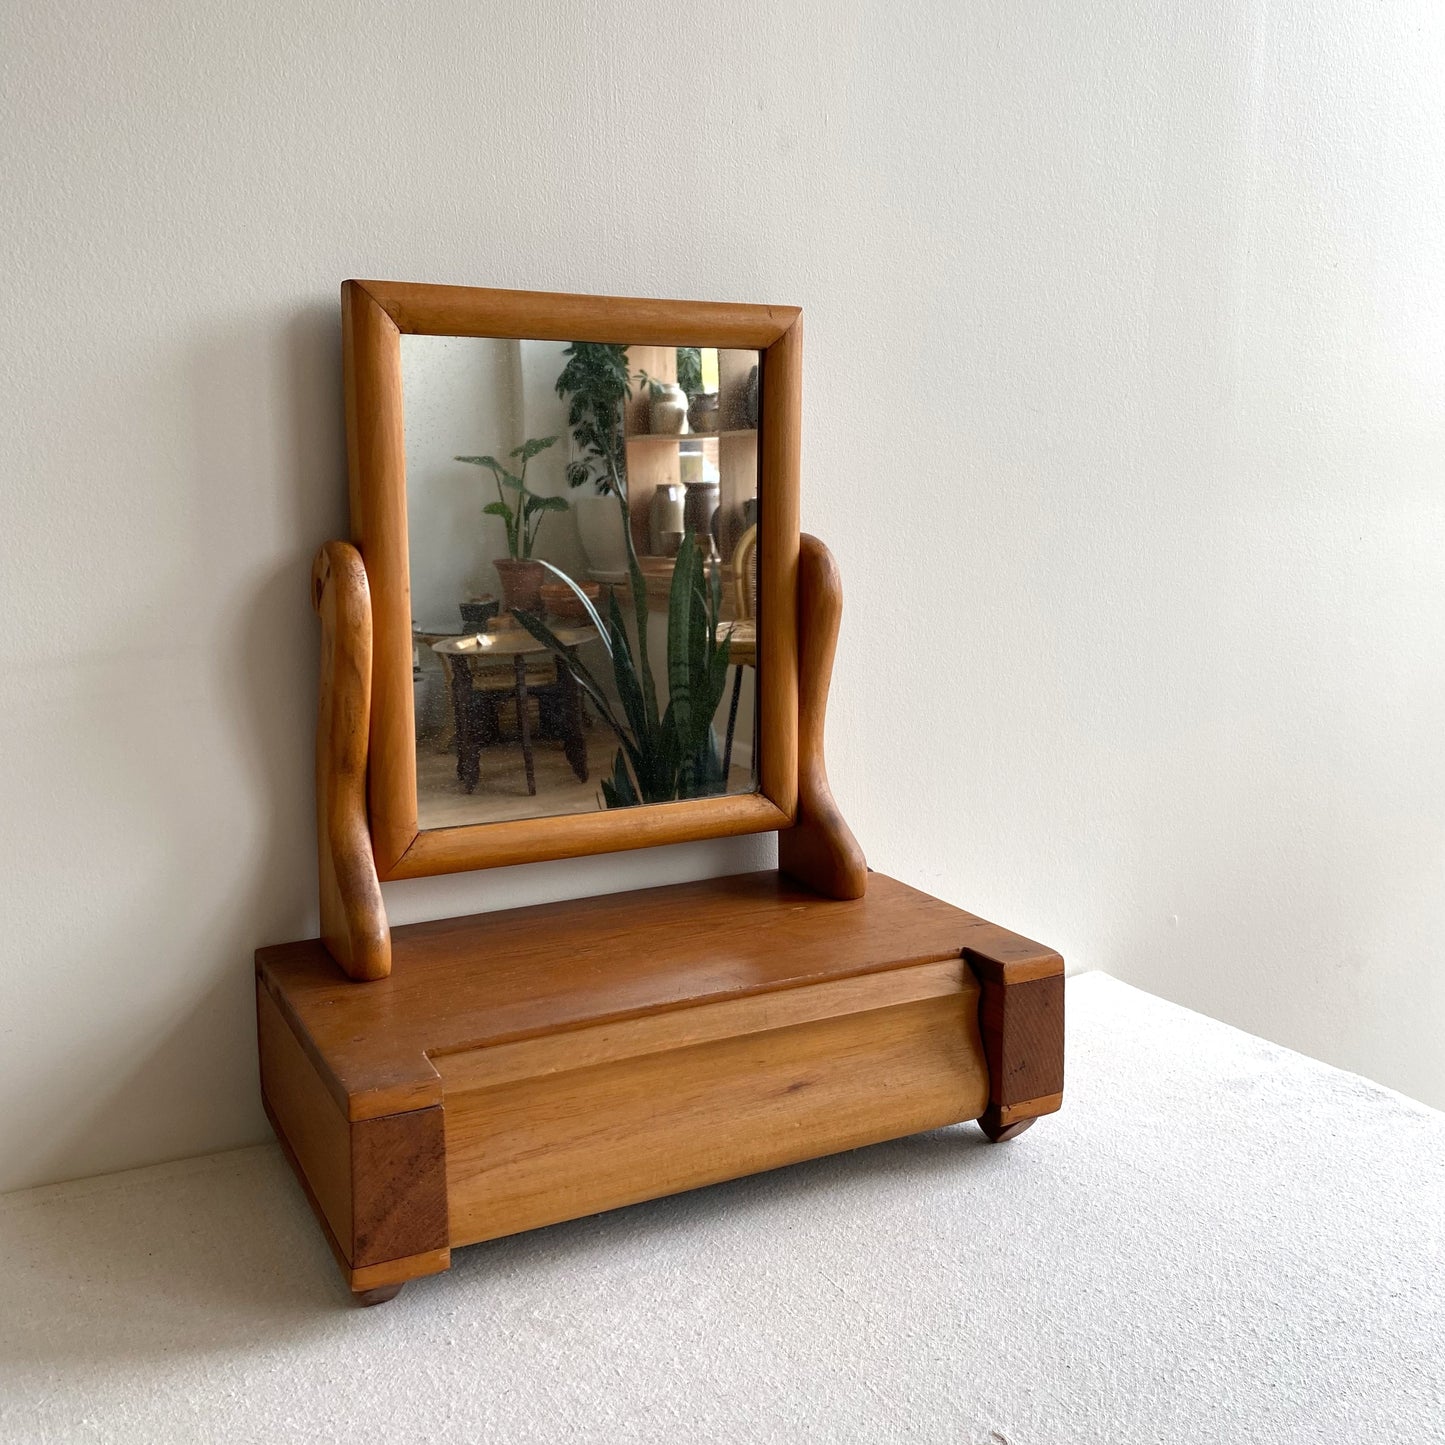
(1, 1, 1442, 1192)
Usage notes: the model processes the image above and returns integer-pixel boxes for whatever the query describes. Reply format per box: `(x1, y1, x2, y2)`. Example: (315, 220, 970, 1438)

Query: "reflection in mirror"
(403, 336, 762, 831)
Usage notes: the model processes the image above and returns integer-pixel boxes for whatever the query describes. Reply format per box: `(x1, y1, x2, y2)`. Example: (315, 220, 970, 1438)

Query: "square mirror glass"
(402, 336, 762, 830)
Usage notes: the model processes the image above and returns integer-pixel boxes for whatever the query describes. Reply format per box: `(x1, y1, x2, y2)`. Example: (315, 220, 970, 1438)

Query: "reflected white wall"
(403, 336, 584, 626)
(402, 334, 519, 626)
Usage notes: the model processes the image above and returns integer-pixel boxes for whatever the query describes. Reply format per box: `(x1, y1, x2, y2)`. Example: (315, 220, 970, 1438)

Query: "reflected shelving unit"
(619, 345, 759, 598)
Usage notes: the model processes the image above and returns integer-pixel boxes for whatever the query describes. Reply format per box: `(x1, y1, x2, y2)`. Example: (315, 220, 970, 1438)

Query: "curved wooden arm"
(778, 534, 868, 899)
(312, 542, 391, 980)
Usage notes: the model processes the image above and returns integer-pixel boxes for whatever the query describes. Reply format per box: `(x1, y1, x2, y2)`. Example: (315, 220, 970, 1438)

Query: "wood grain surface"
(349, 1106, 449, 1269)
(257, 982, 352, 1249)
(435, 957, 969, 1094)
(256, 870, 1038, 1121)
(778, 533, 867, 898)
(967, 937, 1066, 1139)
(259, 868, 1065, 1294)
(259, 982, 450, 1277)
(350, 281, 798, 348)
(755, 313, 800, 817)
(387, 794, 791, 880)
(311, 541, 390, 979)
(441, 989, 989, 1246)
(342, 281, 416, 875)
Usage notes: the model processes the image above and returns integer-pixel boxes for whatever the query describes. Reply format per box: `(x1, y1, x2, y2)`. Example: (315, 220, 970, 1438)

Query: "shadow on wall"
(16, 304, 348, 1189)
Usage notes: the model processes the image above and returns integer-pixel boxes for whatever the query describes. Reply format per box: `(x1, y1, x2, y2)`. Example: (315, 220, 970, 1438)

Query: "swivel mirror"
(341, 283, 803, 885)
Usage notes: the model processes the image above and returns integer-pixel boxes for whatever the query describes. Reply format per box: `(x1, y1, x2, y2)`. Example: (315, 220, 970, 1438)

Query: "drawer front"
(435, 963, 988, 1247)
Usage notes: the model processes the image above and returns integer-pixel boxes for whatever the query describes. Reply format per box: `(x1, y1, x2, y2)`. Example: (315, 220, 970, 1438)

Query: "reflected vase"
(687, 391, 719, 433)
(683, 479, 720, 542)
(649, 383, 689, 435)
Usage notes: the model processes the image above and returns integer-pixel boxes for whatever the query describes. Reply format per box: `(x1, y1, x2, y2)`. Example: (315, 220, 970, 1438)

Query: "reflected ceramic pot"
(649, 382, 689, 435)
(493, 558, 545, 615)
(683, 479, 720, 540)
(687, 391, 719, 433)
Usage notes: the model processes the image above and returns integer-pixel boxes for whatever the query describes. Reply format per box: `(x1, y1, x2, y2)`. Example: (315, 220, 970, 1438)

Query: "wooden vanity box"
(257, 283, 1064, 1303)
(258, 871, 1062, 1301)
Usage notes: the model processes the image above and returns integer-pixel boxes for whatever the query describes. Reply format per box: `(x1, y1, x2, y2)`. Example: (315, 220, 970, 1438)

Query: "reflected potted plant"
(455, 436, 568, 615)
(676, 347, 717, 433)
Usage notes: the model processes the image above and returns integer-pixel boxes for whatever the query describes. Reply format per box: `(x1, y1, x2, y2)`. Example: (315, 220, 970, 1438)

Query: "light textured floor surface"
(2, 974, 1442, 1444)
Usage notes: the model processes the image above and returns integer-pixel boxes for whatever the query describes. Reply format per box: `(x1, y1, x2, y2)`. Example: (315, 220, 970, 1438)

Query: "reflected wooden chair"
(720, 523, 757, 778)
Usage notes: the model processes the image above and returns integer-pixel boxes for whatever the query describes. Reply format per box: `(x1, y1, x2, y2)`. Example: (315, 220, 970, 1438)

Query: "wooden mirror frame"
(342, 281, 801, 881)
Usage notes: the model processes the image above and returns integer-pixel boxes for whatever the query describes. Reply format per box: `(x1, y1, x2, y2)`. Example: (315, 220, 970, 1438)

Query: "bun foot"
(353, 1283, 405, 1307)
(977, 1107, 1035, 1143)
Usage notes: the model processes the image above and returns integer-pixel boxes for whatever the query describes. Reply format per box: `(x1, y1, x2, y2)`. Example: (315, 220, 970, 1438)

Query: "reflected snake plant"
(513, 522, 733, 808)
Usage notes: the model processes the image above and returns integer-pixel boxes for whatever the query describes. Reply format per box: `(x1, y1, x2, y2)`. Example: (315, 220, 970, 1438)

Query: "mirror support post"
(778, 535, 868, 900)
(312, 541, 392, 980)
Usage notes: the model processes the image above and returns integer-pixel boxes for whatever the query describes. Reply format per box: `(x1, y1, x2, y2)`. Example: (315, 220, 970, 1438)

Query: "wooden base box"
(257, 870, 1063, 1303)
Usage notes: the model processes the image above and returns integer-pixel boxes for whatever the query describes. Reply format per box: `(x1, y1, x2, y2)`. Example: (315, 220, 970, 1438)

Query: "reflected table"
(432, 624, 597, 797)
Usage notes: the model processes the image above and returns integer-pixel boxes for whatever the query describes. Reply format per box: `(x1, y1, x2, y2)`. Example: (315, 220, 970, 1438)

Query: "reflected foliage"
(514, 529, 732, 807)
(554, 343, 630, 496)
(455, 436, 566, 559)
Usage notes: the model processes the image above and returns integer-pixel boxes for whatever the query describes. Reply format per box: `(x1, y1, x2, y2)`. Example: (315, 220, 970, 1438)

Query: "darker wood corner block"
(350, 1106, 449, 1268)
(256, 975, 449, 1284)
(965, 946, 1065, 1131)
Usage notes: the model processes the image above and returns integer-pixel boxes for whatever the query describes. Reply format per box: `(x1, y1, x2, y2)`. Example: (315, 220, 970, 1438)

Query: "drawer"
(434, 958, 988, 1246)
